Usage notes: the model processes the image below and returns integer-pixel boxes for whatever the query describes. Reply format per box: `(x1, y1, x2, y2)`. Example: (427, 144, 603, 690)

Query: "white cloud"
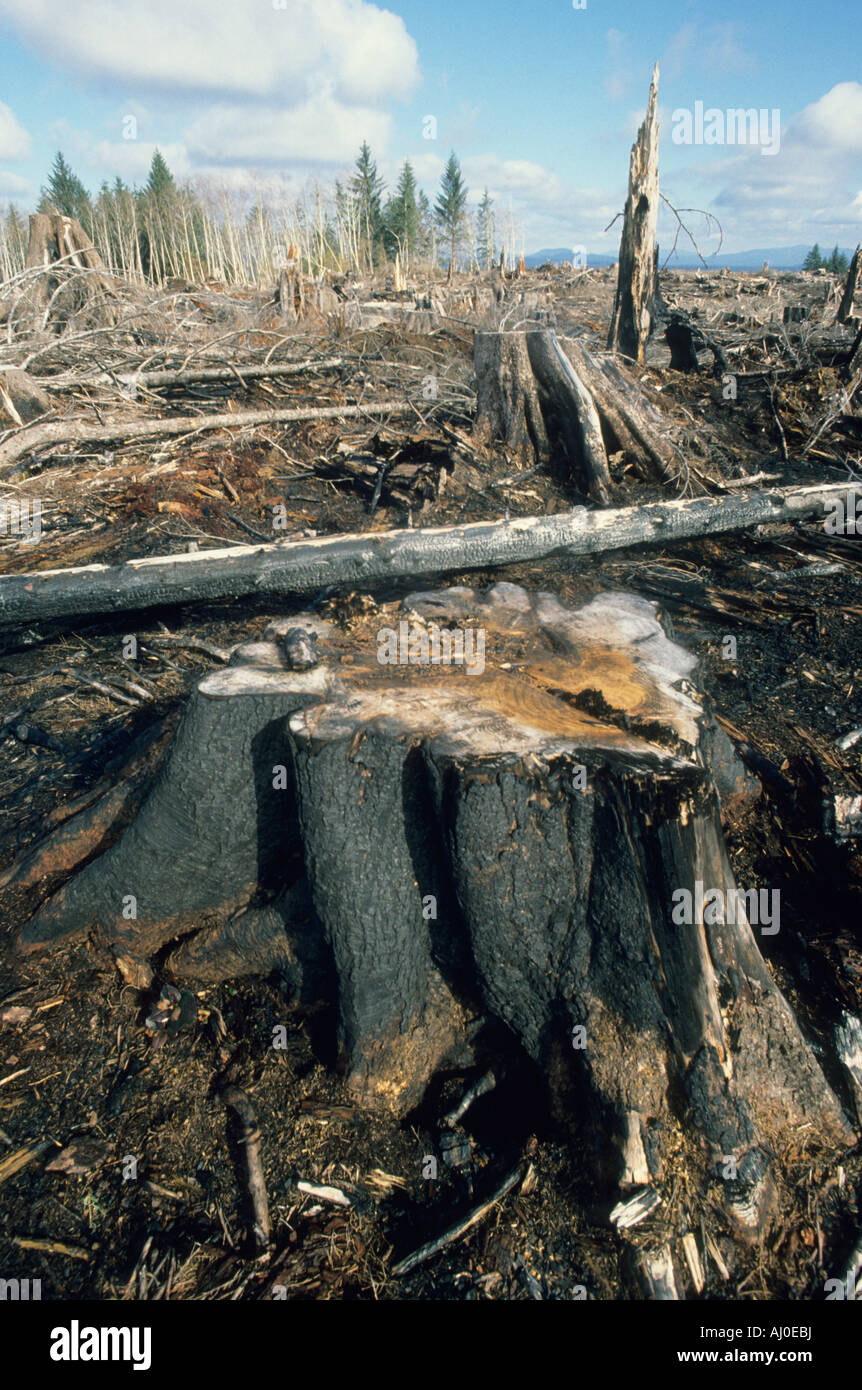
(462, 155, 564, 204)
(1, 0, 419, 103)
(91, 140, 193, 182)
(0, 103, 32, 160)
(688, 84, 862, 247)
(0, 169, 31, 198)
(791, 82, 862, 154)
(185, 92, 392, 166)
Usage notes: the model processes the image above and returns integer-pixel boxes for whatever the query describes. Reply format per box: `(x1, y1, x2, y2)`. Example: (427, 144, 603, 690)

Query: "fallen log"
(0, 483, 856, 628)
(0, 398, 419, 473)
(37, 357, 346, 393)
(14, 584, 852, 1223)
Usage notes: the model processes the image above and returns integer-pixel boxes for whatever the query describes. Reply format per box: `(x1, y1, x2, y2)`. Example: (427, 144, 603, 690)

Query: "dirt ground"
(1, 265, 860, 1300)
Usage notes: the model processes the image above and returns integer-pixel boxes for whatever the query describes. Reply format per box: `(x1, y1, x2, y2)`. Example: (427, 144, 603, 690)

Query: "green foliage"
(435, 151, 469, 275)
(351, 141, 386, 269)
(146, 149, 176, 202)
(39, 151, 92, 232)
(804, 242, 849, 275)
(0, 139, 479, 286)
(827, 244, 849, 276)
(384, 161, 420, 263)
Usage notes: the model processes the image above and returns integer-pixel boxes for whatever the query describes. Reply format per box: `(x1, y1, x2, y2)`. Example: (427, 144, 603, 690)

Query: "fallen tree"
(0, 398, 419, 473)
(0, 482, 856, 628)
(37, 356, 346, 393)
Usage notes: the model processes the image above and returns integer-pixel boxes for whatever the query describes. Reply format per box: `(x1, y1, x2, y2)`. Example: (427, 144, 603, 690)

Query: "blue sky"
(0, 0, 859, 254)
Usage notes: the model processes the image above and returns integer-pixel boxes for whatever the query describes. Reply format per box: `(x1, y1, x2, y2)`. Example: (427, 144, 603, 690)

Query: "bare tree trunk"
(838, 245, 861, 325)
(607, 63, 660, 364)
(0, 482, 856, 627)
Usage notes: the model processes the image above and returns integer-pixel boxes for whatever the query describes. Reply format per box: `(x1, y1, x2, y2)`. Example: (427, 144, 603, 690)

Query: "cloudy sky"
(0, 0, 859, 255)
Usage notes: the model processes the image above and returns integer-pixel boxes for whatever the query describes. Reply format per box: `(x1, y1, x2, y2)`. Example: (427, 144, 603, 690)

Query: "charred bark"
(13, 584, 853, 1200)
(0, 482, 856, 628)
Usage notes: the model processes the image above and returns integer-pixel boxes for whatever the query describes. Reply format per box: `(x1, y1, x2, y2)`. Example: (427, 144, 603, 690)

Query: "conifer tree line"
(0, 144, 515, 286)
(803, 243, 850, 275)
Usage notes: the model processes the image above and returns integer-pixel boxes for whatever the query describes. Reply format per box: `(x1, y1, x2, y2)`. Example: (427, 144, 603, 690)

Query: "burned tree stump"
(15, 582, 852, 1211)
(473, 330, 549, 466)
(275, 268, 339, 323)
(474, 328, 682, 494)
(664, 317, 702, 372)
(607, 63, 660, 365)
(474, 329, 613, 502)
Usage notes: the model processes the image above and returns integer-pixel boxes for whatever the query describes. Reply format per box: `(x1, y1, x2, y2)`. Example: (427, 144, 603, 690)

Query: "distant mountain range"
(524, 245, 857, 271)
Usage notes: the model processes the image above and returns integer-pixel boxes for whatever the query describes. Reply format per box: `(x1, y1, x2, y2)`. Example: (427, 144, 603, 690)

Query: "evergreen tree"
(803, 244, 822, 270)
(475, 188, 495, 269)
(146, 149, 176, 202)
(350, 141, 386, 270)
(416, 189, 434, 265)
(39, 151, 92, 230)
(136, 151, 184, 281)
(384, 160, 420, 264)
(827, 244, 849, 276)
(435, 151, 469, 280)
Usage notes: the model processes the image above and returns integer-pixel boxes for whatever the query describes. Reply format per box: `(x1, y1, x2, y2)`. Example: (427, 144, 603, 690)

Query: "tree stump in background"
(1, 211, 122, 336)
(475, 328, 678, 496)
(16, 584, 852, 1218)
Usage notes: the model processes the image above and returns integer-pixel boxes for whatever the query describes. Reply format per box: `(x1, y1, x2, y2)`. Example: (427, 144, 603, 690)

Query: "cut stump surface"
(16, 584, 852, 1193)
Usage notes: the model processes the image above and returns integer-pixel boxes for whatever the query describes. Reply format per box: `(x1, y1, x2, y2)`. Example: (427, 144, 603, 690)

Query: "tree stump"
(474, 329, 613, 502)
(607, 63, 660, 364)
(16, 584, 852, 1206)
(2, 211, 122, 336)
(0, 368, 51, 427)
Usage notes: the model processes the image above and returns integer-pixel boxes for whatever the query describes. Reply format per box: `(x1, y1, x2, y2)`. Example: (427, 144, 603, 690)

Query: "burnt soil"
(0, 265, 860, 1301)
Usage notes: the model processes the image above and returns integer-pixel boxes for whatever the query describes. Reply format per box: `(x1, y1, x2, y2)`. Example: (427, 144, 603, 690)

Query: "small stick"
(150, 634, 230, 663)
(221, 1085, 270, 1253)
(443, 1069, 496, 1128)
(227, 513, 271, 542)
(392, 1165, 522, 1276)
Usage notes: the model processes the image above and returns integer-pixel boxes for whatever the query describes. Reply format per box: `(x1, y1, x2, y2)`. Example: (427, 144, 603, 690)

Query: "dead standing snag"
(607, 63, 660, 365)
